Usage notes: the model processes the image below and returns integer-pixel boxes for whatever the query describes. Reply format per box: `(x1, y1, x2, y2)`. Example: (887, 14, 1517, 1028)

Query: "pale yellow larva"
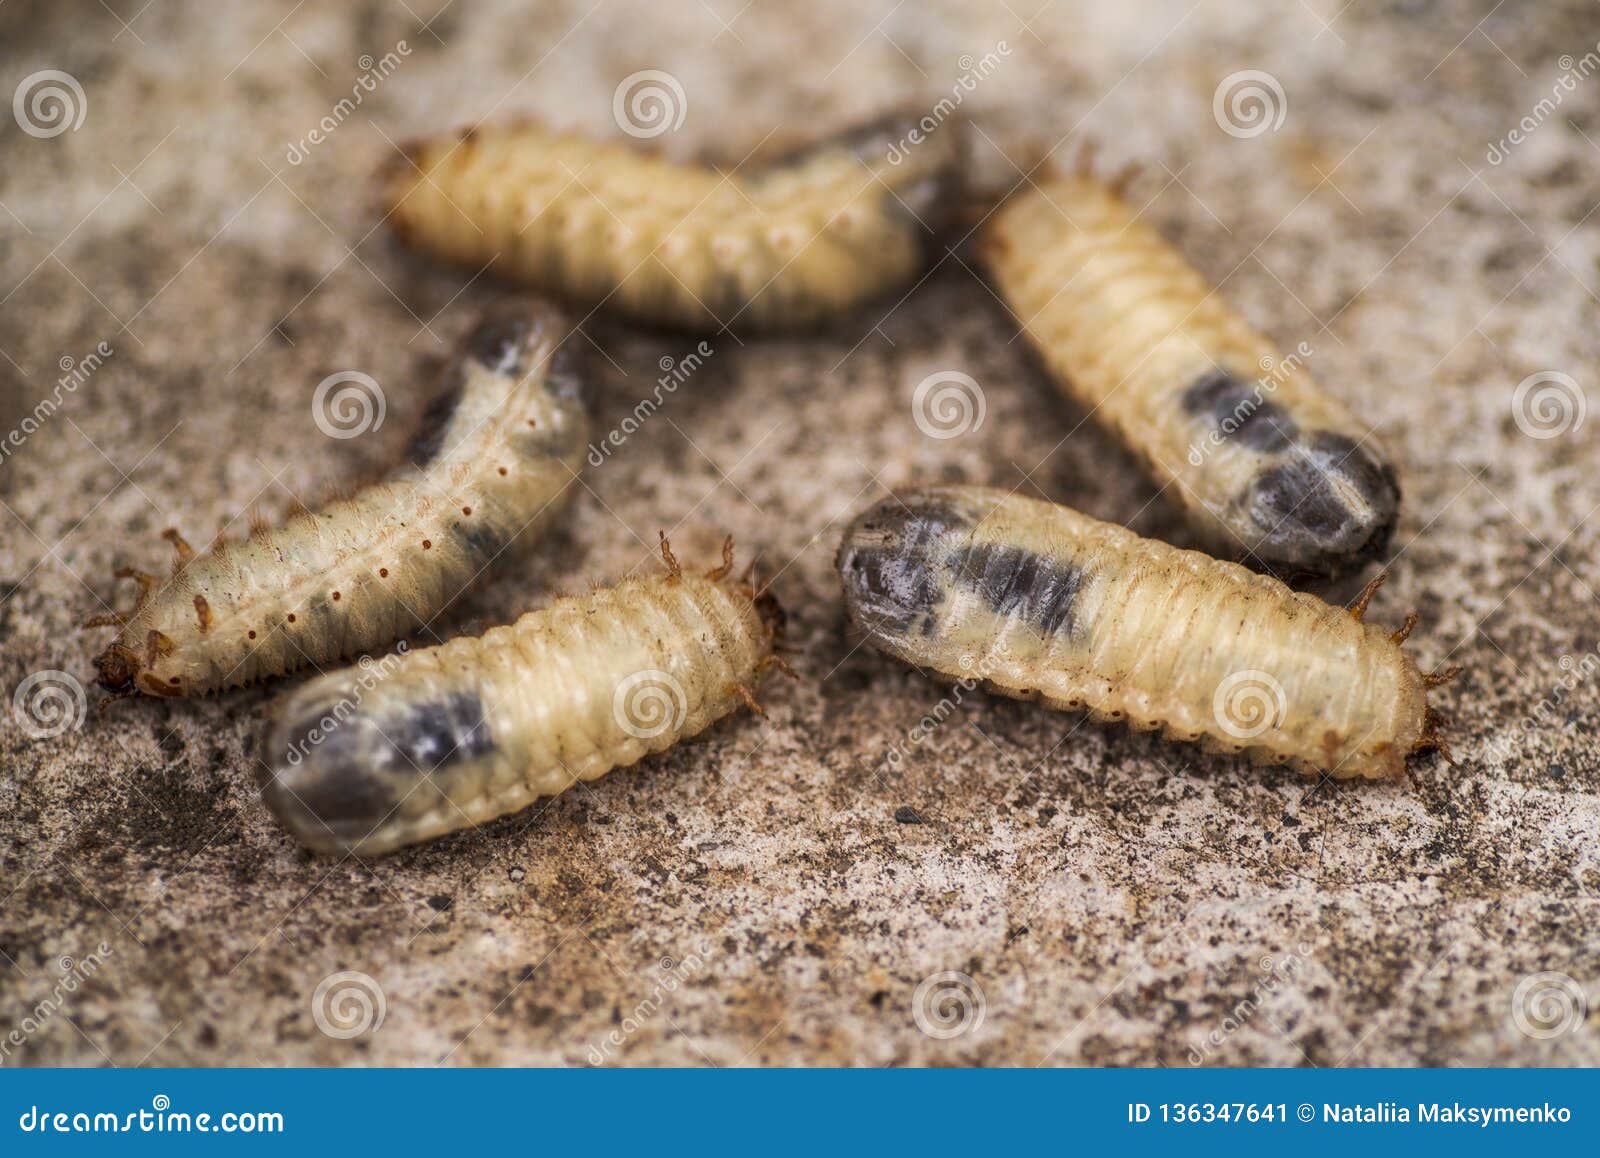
(89, 300, 588, 699)
(385, 113, 961, 331)
(837, 486, 1456, 779)
(978, 170, 1400, 581)
(258, 541, 784, 856)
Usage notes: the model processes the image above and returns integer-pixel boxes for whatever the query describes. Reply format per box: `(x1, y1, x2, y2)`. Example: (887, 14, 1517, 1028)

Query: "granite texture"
(1, 0, 1598, 1066)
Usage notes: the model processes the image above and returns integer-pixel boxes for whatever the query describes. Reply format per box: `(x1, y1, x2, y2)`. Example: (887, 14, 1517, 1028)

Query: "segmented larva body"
(979, 172, 1400, 580)
(90, 301, 588, 699)
(386, 114, 960, 331)
(259, 543, 783, 855)
(837, 486, 1454, 779)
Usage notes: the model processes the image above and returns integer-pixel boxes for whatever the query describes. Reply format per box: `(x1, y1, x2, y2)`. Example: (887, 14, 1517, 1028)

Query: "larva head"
(259, 666, 497, 856)
(1240, 432, 1400, 580)
(836, 492, 974, 646)
(93, 642, 141, 697)
(93, 631, 187, 698)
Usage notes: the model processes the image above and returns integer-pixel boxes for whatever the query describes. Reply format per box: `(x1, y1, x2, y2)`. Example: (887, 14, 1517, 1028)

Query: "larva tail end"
(93, 642, 142, 697)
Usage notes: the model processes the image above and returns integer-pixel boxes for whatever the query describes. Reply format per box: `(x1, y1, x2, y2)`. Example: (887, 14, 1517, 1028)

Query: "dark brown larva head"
(1242, 432, 1400, 580)
(836, 494, 971, 643)
(93, 642, 141, 696)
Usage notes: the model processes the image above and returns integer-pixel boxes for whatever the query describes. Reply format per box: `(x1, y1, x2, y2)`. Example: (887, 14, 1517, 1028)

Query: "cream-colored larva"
(385, 113, 961, 331)
(258, 539, 785, 855)
(837, 486, 1457, 779)
(89, 300, 589, 699)
(978, 170, 1400, 581)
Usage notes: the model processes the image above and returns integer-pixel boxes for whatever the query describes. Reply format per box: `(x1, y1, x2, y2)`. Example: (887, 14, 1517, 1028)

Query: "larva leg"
(837, 486, 1445, 780)
(386, 112, 963, 332)
(162, 527, 195, 565)
(979, 172, 1400, 581)
(90, 299, 590, 699)
(257, 551, 782, 856)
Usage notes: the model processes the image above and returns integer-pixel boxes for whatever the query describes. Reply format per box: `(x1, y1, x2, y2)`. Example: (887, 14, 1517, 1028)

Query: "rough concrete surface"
(2, 0, 1599, 1067)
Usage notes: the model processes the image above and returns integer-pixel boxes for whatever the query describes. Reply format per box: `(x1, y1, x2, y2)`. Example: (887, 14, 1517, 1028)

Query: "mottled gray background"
(2, 0, 1598, 1066)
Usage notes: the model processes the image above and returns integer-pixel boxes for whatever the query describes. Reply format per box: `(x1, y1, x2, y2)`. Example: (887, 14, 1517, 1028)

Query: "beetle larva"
(978, 170, 1400, 581)
(88, 300, 589, 699)
(258, 539, 784, 855)
(837, 486, 1456, 779)
(385, 113, 961, 331)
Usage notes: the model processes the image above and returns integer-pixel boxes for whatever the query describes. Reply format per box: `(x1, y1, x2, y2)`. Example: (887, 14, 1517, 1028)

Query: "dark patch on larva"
(268, 712, 392, 825)
(950, 542, 1084, 637)
(406, 381, 466, 468)
(837, 498, 971, 639)
(1245, 431, 1400, 574)
(465, 311, 537, 376)
(378, 691, 495, 775)
(545, 341, 590, 408)
(452, 517, 507, 563)
(1181, 367, 1298, 453)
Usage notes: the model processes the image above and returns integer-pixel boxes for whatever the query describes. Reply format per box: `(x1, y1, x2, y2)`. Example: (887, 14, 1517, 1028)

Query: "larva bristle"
(247, 507, 270, 538)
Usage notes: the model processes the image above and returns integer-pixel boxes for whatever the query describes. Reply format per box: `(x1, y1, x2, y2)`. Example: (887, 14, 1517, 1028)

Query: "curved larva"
(978, 171, 1400, 580)
(837, 486, 1455, 780)
(385, 114, 961, 331)
(258, 545, 782, 855)
(90, 300, 589, 699)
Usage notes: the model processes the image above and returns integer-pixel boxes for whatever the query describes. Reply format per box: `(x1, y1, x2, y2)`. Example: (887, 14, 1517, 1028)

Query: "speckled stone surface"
(2, 0, 1598, 1066)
